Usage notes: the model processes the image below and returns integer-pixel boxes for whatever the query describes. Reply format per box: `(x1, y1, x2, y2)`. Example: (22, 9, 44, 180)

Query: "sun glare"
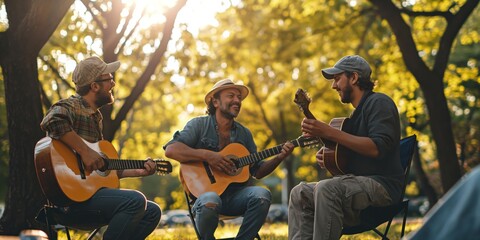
(177, 0, 229, 35)
(122, 0, 226, 32)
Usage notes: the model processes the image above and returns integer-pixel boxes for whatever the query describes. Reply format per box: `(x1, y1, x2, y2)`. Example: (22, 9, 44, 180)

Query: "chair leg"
(87, 228, 100, 240)
(373, 228, 389, 240)
(185, 192, 201, 240)
(43, 207, 56, 240)
(400, 202, 409, 237)
(64, 226, 71, 240)
(382, 220, 393, 240)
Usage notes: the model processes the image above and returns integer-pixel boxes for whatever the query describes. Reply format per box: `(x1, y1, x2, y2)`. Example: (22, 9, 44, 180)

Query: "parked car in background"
(266, 204, 288, 223)
(409, 197, 430, 217)
(159, 209, 192, 227)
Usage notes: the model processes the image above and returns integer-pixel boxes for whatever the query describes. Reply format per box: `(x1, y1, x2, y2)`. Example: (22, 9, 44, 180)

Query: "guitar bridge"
(75, 152, 86, 179)
(203, 162, 216, 184)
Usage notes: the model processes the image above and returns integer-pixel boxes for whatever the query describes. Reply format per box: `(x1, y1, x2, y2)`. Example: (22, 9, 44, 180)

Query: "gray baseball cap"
(72, 56, 120, 87)
(321, 55, 371, 80)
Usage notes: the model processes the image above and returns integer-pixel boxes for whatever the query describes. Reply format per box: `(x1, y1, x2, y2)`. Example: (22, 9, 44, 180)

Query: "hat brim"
(102, 61, 121, 74)
(204, 85, 249, 104)
(321, 67, 344, 80)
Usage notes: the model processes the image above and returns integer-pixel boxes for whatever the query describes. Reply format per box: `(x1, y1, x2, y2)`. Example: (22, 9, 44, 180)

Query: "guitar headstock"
(154, 159, 173, 175)
(296, 135, 322, 148)
(294, 88, 311, 112)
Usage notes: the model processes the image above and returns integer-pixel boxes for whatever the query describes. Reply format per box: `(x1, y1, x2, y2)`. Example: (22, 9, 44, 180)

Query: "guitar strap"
(345, 90, 374, 134)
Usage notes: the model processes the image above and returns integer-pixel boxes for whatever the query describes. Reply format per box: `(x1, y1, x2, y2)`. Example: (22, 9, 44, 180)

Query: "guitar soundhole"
(226, 167, 242, 176)
(96, 152, 110, 176)
(95, 169, 111, 177)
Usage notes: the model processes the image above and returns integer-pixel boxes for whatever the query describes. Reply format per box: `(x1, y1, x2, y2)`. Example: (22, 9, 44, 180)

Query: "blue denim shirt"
(163, 115, 263, 178)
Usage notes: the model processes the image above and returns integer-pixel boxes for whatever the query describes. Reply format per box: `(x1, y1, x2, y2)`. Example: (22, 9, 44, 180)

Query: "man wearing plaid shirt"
(40, 56, 161, 240)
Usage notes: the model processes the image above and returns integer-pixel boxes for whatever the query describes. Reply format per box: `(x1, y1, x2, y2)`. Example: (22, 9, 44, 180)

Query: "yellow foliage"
(405, 181, 420, 196)
(120, 178, 141, 190)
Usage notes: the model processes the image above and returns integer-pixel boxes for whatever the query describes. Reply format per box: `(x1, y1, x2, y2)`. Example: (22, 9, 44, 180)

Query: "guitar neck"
(303, 109, 316, 120)
(235, 139, 303, 168)
(301, 107, 327, 145)
(105, 159, 148, 170)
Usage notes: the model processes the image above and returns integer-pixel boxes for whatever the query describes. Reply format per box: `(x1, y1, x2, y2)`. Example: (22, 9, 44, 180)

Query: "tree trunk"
(368, 0, 478, 192)
(0, 55, 47, 234)
(0, 0, 73, 234)
(418, 75, 462, 192)
(412, 142, 438, 209)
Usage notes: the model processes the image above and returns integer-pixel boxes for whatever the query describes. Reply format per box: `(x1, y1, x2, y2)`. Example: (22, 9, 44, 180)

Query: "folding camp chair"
(35, 201, 101, 240)
(341, 135, 417, 239)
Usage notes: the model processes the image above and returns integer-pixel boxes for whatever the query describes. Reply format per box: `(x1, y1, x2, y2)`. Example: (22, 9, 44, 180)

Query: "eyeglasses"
(94, 77, 115, 84)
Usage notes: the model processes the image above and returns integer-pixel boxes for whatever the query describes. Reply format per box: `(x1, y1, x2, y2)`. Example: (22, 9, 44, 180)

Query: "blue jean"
(61, 188, 161, 240)
(192, 186, 271, 240)
(406, 166, 480, 240)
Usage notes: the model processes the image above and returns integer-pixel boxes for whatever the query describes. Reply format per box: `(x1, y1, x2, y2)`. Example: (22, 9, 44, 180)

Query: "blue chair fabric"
(341, 135, 417, 239)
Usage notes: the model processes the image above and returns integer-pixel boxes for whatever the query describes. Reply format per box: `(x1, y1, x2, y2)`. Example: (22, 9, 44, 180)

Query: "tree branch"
(117, 7, 146, 55)
(433, 0, 480, 76)
(399, 8, 453, 20)
(369, 0, 429, 84)
(81, 0, 105, 31)
(110, 0, 187, 136)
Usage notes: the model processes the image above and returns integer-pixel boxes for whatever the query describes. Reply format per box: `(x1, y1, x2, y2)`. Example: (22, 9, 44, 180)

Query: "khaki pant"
(288, 175, 392, 240)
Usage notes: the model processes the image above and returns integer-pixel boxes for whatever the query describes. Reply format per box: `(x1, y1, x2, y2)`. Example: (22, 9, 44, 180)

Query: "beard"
(219, 103, 240, 119)
(340, 84, 353, 103)
(95, 88, 114, 107)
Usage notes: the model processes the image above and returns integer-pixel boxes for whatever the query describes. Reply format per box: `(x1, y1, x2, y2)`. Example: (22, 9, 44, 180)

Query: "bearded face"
(215, 89, 242, 119)
(95, 86, 114, 107)
(93, 75, 115, 107)
(332, 73, 354, 104)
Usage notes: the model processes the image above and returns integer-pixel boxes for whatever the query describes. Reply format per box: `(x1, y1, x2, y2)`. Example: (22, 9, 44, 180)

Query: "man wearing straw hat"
(164, 78, 294, 239)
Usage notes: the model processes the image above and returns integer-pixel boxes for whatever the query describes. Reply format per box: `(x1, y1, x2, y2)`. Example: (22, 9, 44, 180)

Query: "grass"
(147, 219, 423, 240)
(60, 218, 423, 240)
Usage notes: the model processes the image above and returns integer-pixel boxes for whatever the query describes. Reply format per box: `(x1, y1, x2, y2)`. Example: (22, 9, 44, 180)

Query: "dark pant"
(62, 188, 161, 240)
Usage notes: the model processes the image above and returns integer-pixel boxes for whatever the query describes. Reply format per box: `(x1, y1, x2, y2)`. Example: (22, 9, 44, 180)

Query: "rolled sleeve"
(163, 118, 201, 150)
(40, 105, 74, 139)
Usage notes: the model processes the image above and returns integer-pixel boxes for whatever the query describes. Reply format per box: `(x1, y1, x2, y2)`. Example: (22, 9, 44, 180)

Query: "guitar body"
(35, 137, 119, 206)
(180, 143, 251, 198)
(323, 118, 350, 175)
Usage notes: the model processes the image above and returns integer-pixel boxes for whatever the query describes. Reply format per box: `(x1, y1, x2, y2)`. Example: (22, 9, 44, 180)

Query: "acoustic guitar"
(294, 88, 350, 175)
(180, 135, 320, 198)
(34, 137, 172, 206)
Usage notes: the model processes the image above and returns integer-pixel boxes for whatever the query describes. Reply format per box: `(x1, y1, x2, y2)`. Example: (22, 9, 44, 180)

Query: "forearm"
(59, 131, 91, 155)
(327, 129, 379, 158)
(164, 142, 211, 163)
(254, 156, 283, 179)
(117, 169, 148, 178)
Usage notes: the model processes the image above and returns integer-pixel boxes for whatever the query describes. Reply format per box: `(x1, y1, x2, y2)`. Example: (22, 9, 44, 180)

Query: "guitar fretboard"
(102, 159, 172, 174)
(235, 139, 301, 168)
(105, 159, 148, 170)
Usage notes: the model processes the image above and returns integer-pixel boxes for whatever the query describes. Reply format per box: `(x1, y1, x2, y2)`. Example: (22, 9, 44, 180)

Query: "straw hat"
(204, 78, 249, 104)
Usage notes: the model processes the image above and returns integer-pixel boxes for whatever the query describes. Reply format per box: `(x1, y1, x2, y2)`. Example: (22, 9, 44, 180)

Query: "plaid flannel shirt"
(40, 94, 103, 142)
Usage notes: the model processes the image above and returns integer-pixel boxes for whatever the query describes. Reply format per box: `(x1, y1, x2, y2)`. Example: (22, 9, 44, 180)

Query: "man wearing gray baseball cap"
(289, 55, 403, 240)
(39, 56, 161, 239)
